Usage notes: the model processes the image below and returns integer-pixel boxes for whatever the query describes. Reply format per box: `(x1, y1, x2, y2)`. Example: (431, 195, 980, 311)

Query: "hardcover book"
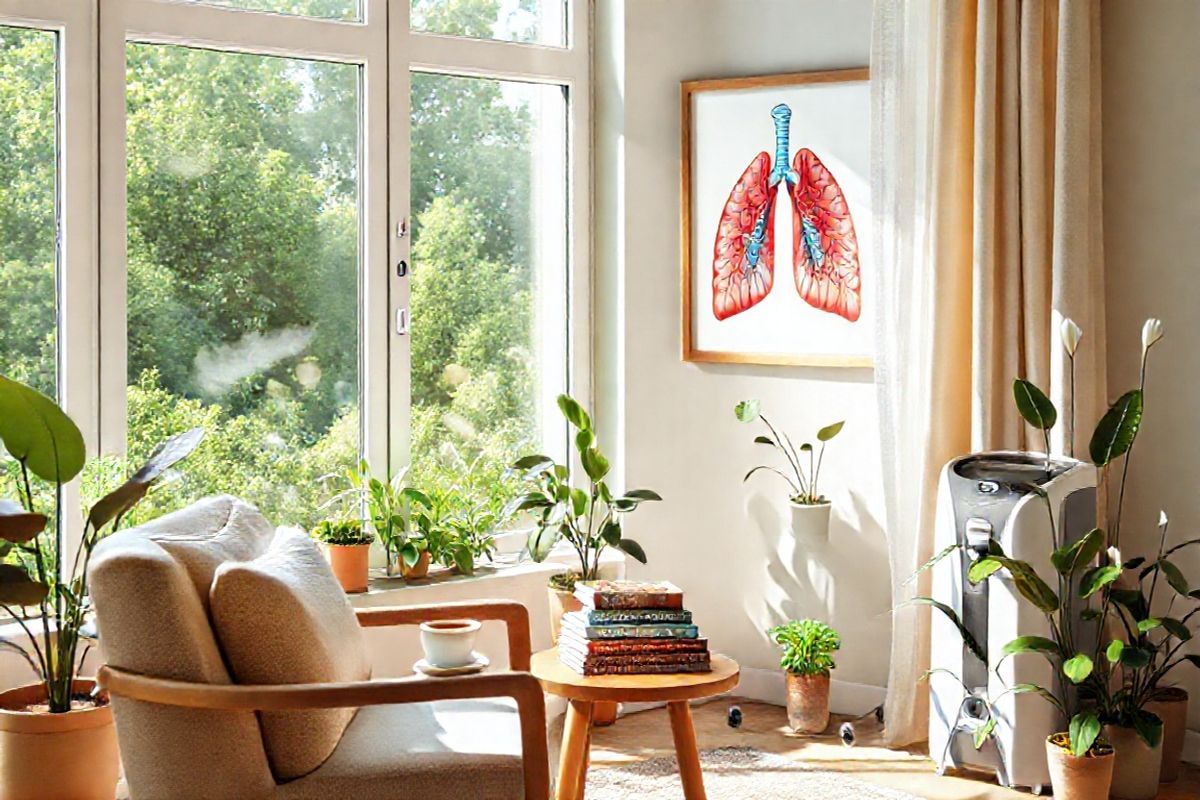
(559, 651, 711, 669)
(560, 612, 698, 640)
(584, 608, 693, 626)
(557, 632, 709, 656)
(560, 659, 713, 677)
(574, 580, 684, 610)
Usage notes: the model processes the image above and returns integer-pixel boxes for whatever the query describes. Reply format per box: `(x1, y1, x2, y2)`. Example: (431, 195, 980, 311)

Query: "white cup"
(419, 619, 481, 668)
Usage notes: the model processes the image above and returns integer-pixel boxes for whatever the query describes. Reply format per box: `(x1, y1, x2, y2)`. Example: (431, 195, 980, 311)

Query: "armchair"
(89, 496, 550, 800)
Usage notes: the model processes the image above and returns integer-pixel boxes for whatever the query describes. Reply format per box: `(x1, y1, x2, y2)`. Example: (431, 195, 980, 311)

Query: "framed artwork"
(681, 68, 872, 367)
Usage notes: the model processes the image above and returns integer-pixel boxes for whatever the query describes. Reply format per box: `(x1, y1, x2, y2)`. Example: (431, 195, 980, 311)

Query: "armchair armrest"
(355, 600, 532, 670)
(97, 665, 550, 800)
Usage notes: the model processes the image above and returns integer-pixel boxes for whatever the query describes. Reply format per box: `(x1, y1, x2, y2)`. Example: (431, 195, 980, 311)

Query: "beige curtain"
(871, 0, 1106, 746)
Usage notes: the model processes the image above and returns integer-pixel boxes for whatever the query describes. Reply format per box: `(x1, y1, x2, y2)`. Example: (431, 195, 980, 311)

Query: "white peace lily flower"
(1107, 546, 1122, 566)
(1059, 318, 1083, 357)
(1141, 318, 1164, 355)
(1159, 510, 1169, 529)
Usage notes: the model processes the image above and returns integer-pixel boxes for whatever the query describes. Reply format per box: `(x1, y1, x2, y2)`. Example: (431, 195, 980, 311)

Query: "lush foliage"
(507, 395, 661, 582)
(769, 619, 840, 677)
(909, 316, 1193, 758)
(735, 400, 844, 506)
(0, 1, 544, 532)
(312, 518, 373, 546)
(333, 460, 429, 572)
(0, 375, 202, 713)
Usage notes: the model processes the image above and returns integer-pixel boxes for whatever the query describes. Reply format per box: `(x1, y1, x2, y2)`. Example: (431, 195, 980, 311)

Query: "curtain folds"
(871, 0, 1106, 746)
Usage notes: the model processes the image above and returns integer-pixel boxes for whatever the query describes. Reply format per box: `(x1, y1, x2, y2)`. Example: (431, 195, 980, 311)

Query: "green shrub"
(313, 518, 373, 546)
(769, 619, 841, 677)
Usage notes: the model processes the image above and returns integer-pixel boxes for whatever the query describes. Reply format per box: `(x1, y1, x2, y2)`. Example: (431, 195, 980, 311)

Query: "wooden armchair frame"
(96, 600, 550, 800)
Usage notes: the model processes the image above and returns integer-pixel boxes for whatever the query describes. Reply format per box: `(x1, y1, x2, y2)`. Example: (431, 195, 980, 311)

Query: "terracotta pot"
(785, 672, 830, 734)
(1146, 687, 1188, 783)
(0, 679, 121, 800)
(401, 550, 432, 580)
(326, 543, 370, 593)
(789, 501, 832, 540)
(548, 586, 582, 644)
(1045, 735, 1113, 800)
(1103, 723, 1163, 800)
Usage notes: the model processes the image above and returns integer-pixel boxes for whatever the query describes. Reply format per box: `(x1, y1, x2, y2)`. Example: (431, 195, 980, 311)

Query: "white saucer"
(414, 653, 490, 677)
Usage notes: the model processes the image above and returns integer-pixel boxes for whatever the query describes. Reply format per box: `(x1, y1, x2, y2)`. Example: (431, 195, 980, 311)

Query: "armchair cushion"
(211, 528, 371, 781)
(278, 699, 525, 800)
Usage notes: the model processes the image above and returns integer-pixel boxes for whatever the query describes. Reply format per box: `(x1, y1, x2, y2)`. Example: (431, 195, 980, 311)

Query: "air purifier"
(928, 451, 1097, 793)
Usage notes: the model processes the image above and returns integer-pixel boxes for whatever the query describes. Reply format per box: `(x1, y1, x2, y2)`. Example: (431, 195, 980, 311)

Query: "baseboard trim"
(1184, 729, 1200, 766)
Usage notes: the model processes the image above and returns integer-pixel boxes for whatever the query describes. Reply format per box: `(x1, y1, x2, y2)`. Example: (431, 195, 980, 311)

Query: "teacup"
(419, 619, 481, 669)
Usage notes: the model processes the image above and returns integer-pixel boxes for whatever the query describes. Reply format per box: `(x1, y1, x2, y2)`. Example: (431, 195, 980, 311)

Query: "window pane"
(410, 73, 567, 512)
(125, 44, 361, 528)
(186, 0, 360, 21)
(411, 0, 567, 47)
(0, 27, 58, 398)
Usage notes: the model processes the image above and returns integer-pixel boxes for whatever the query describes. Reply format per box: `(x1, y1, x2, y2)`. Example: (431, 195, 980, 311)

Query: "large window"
(0, 27, 58, 398)
(0, 0, 589, 533)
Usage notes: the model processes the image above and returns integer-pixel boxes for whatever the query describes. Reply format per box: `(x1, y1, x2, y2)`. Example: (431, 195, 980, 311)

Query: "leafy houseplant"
(0, 374, 203, 800)
(769, 619, 840, 734)
(735, 399, 843, 537)
(337, 460, 432, 578)
(313, 517, 374, 593)
(506, 394, 661, 642)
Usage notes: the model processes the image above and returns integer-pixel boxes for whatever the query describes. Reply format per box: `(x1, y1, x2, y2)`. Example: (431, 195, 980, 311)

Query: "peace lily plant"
(735, 399, 844, 506)
(907, 316, 1195, 797)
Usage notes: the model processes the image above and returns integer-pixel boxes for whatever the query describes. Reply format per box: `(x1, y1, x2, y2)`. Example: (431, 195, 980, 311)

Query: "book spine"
(561, 623, 699, 639)
(578, 592, 685, 611)
(563, 661, 714, 676)
(586, 609, 693, 625)
(564, 652, 711, 667)
(558, 635, 709, 656)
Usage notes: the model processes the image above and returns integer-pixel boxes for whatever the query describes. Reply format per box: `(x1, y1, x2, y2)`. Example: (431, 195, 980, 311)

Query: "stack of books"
(558, 580, 711, 676)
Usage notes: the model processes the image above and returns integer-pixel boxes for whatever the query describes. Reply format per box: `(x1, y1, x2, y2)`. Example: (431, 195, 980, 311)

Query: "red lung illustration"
(711, 152, 778, 321)
(789, 148, 862, 322)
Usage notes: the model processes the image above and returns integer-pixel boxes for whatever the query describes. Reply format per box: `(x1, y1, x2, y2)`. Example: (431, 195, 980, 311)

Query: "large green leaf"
(600, 519, 622, 546)
(1079, 564, 1122, 598)
(973, 717, 997, 750)
(0, 564, 48, 606)
(617, 538, 647, 564)
(1120, 647, 1153, 669)
(968, 557, 1004, 584)
(1000, 636, 1059, 659)
(0, 375, 86, 484)
(623, 489, 663, 502)
(526, 524, 559, 562)
(0, 499, 45, 544)
(87, 427, 205, 531)
(816, 421, 845, 442)
(1069, 712, 1101, 757)
(557, 394, 592, 431)
(1110, 587, 1148, 619)
(1134, 710, 1164, 749)
(1158, 559, 1190, 596)
(1051, 528, 1105, 576)
(1063, 653, 1094, 683)
(975, 556, 1059, 613)
(1089, 389, 1143, 467)
(1161, 618, 1192, 641)
(1106, 640, 1125, 663)
(900, 597, 985, 663)
(580, 447, 610, 482)
(1013, 379, 1057, 431)
(907, 543, 961, 585)
(1137, 618, 1162, 633)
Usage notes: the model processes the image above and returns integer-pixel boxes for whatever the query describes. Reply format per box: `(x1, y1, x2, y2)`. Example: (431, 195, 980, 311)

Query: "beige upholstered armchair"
(88, 495, 549, 800)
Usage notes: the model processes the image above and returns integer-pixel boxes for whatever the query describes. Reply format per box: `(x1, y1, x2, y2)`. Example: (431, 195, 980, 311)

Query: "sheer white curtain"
(871, 0, 1106, 746)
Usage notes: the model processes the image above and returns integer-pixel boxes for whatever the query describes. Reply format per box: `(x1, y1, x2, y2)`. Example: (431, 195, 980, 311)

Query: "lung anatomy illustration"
(711, 104, 862, 323)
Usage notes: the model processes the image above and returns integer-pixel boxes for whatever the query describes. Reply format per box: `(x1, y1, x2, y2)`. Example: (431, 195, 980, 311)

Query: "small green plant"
(735, 400, 843, 506)
(506, 394, 661, 582)
(549, 571, 579, 593)
(330, 460, 431, 574)
(768, 619, 841, 676)
(313, 518, 373, 546)
(446, 498, 499, 565)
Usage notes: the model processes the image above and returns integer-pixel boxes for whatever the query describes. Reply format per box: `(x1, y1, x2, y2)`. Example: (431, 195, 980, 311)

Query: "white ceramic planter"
(1103, 724, 1163, 800)
(419, 619, 481, 668)
(789, 501, 832, 539)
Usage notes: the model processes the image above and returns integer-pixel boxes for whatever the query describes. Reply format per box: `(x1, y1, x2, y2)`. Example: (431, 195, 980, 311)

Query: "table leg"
(667, 701, 707, 800)
(557, 699, 592, 800)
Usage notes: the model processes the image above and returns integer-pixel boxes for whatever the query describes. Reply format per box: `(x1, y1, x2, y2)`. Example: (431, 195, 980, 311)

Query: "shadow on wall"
(743, 487, 892, 684)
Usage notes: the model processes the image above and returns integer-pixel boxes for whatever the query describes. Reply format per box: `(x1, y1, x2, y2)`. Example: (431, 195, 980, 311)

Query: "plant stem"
(1114, 351, 1150, 547)
(1067, 353, 1076, 459)
(760, 415, 805, 493)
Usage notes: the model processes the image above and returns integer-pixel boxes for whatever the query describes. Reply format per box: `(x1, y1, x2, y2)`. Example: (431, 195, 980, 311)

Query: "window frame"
(0, 0, 591, 522)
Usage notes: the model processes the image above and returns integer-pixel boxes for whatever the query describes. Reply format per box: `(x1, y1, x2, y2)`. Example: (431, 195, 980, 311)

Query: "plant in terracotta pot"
(0, 374, 204, 800)
(314, 518, 374, 593)
(735, 399, 843, 539)
(769, 619, 840, 734)
(333, 459, 432, 578)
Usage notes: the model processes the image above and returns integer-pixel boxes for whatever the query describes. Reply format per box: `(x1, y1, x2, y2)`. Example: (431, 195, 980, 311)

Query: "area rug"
(585, 747, 921, 800)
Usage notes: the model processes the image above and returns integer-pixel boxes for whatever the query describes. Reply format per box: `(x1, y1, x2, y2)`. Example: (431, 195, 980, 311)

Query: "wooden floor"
(555, 699, 1200, 800)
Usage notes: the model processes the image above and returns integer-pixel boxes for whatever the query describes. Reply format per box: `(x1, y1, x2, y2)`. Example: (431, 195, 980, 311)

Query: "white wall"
(1102, 0, 1200, 733)
(594, 0, 888, 702)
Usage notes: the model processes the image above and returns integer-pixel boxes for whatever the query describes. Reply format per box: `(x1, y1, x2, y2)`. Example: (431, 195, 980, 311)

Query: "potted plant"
(735, 399, 843, 539)
(314, 518, 374, 593)
(506, 394, 661, 631)
(336, 460, 432, 579)
(769, 619, 840, 734)
(0, 374, 204, 799)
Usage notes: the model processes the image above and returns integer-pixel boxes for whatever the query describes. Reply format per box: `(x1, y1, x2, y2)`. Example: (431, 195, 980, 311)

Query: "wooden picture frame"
(681, 68, 872, 367)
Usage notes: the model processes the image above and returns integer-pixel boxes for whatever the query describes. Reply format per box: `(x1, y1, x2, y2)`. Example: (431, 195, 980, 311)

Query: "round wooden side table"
(530, 648, 740, 800)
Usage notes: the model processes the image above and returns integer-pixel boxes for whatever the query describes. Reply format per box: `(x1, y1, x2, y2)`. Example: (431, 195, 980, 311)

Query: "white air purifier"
(928, 452, 1097, 794)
